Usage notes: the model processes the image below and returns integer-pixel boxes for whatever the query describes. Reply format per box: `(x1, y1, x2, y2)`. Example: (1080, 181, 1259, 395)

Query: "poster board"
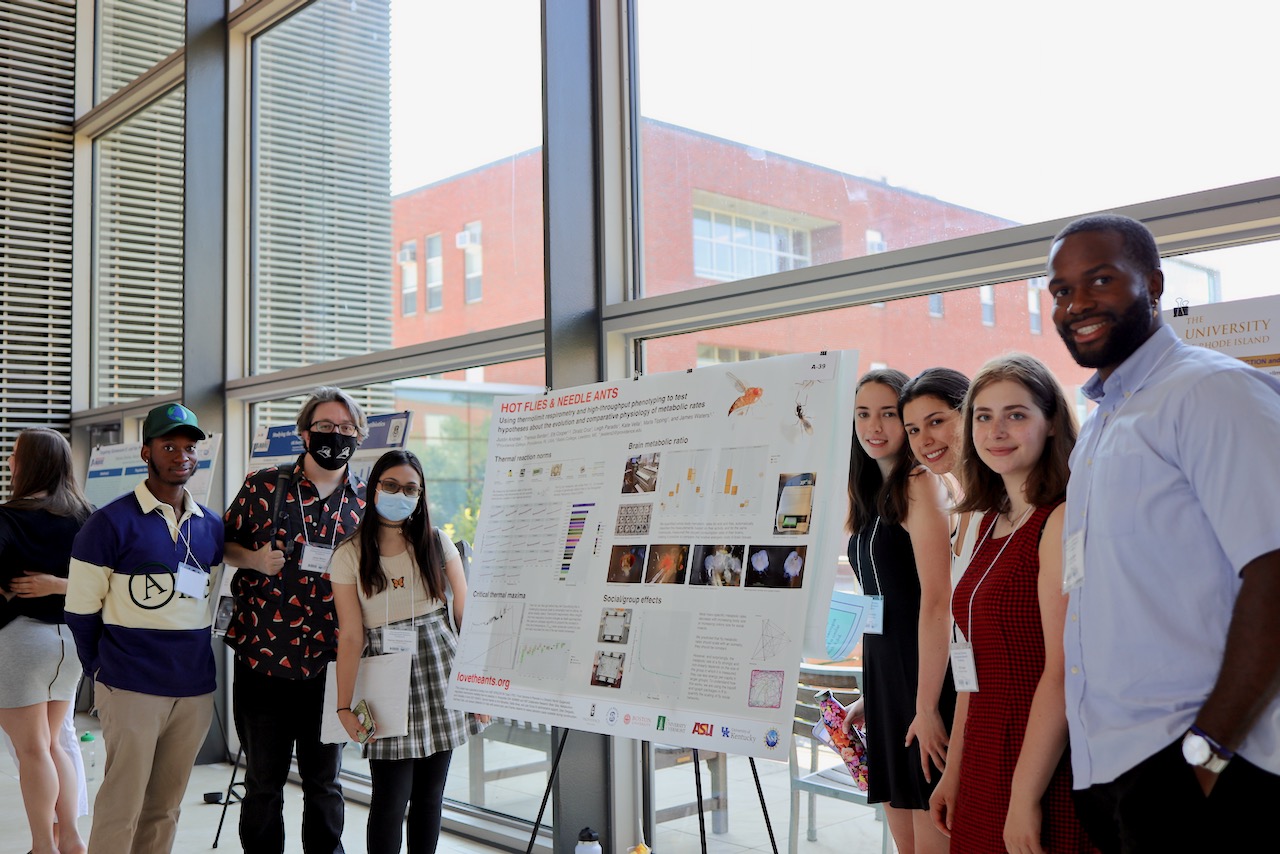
(1167, 293, 1280, 376)
(445, 352, 857, 759)
(84, 434, 222, 509)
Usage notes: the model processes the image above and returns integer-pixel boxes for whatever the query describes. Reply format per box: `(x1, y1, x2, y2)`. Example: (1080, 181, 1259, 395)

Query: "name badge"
(175, 561, 210, 600)
(844, 594, 884, 635)
(299, 544, 333, 575)
(949, 641, 978, 692)
(382, 627, 416, 654)
(1062, 529, 1085, 593)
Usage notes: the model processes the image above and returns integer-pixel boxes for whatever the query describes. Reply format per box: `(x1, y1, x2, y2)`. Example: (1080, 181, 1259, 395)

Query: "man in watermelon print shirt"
(223, 387, 368, 854)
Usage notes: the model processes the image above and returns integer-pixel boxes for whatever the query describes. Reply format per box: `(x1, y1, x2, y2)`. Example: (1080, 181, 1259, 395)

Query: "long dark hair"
(846, 368, 912, 533)
(954, 354, 1077, 515)
(5, 428, 91, 521)
(350, 450, 446, 602)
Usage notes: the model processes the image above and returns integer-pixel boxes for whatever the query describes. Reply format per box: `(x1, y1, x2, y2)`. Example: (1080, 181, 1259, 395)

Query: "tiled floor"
(0, 714, 893, 853)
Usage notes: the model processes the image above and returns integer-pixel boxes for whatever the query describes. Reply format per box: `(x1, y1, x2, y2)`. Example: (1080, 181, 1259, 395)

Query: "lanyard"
(384, 548, 418, 630)
(958, 505, 1033, 640)
(154, 506, 198, 568)
(300, 483, 347, 552)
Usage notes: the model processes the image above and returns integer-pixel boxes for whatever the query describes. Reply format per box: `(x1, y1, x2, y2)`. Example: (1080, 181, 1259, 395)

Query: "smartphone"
(352, 699, 377, 744)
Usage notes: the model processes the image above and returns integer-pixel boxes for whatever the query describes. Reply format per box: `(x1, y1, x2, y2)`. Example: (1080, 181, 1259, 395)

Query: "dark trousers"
(233, 657, 346, 854)
(367, 752, 453, 854)
(1073, 738, 1280, 853)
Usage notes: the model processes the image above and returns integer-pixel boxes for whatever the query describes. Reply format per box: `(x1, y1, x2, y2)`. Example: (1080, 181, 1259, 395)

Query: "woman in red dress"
(929, 354, 1096, 853)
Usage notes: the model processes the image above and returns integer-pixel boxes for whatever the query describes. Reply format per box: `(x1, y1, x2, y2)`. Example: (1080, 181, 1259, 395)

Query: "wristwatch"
(1181, 725, 1233, 773)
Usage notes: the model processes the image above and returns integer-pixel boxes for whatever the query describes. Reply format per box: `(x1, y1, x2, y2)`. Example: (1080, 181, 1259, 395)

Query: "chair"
(789, 663, 890, 854)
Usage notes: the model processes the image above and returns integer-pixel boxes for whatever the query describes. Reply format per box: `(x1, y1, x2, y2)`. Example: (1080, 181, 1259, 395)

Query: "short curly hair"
(1052, 214, 1161, 275)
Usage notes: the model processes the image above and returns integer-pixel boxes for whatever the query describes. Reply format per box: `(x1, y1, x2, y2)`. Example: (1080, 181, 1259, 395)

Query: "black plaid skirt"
(362, 609, 484, 760)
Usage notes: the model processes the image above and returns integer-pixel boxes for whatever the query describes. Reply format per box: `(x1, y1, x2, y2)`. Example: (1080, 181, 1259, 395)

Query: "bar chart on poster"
(445, 351, 859, 758)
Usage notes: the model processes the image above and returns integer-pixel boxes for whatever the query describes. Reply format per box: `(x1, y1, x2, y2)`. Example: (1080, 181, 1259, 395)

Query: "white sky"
(388, 0, 1277, 301)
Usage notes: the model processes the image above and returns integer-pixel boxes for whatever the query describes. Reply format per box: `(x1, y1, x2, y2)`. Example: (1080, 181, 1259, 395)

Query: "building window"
(460, 221, 482, 303)
(865, 229, 887, 255)
(1028, 277, 1045, 334)
(695, 344, 781, 367)
(425, 234, 443, 311)
(692, 207, 811, 281)
(399, 240, 417, 316)
(928, 293, 944, 317)
(979, 285, 995, 326)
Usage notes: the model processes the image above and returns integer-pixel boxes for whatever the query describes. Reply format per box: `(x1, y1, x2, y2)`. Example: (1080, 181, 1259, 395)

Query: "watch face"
(1182, 733, 1211, 766)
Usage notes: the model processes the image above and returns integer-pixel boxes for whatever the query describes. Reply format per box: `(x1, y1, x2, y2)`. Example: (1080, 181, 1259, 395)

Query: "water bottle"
(575, 827, 602, 854)
(80, 731, 96, 781)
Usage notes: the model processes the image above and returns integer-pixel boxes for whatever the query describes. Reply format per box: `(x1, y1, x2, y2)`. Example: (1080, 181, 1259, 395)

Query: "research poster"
(85, 434, 222, 509)
(1167, 293, 1280, 376)
(445, 352, 857, 759)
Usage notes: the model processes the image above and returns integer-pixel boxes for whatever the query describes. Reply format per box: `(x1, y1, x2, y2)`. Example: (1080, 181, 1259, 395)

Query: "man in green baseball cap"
(141, 403, 207, 442)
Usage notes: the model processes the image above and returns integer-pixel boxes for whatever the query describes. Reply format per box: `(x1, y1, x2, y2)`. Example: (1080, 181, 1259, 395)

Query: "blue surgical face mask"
(376, 491, 418, 523)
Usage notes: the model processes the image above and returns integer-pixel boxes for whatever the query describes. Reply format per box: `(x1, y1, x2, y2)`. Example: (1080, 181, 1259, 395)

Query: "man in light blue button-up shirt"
(1049, 214, 1280, 852)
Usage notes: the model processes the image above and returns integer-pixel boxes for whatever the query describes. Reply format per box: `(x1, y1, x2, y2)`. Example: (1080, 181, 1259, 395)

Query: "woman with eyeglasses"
(329, 449, 485, 854)
(0, 428, 92, 854)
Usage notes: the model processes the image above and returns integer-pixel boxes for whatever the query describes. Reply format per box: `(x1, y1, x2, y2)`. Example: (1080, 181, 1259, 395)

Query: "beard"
(1056, 296, 1155, 371)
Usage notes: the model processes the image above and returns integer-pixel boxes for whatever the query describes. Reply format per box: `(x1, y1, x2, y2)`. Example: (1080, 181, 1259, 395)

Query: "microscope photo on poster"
(444, 351, 858, 759)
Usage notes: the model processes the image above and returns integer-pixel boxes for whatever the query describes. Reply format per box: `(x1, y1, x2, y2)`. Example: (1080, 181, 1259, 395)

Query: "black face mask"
(307, 433, 357, 471)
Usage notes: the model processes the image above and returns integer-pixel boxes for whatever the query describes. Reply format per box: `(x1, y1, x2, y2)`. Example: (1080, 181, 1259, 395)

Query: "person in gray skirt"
(0, 428, 92, 854)
(328, 449, 486, 854)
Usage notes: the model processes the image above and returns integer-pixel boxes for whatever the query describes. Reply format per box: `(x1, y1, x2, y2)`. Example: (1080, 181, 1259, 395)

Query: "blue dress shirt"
(1063, 322, 1280, 786)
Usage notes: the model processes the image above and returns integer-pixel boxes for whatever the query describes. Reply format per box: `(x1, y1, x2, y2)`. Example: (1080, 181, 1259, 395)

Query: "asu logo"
(692, 722, 714, 736)
(391, 577, 405, 589)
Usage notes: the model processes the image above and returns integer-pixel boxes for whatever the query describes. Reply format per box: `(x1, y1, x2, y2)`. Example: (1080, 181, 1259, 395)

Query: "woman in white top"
(330, 450, 483, 854)
(899, 368, 973, 587)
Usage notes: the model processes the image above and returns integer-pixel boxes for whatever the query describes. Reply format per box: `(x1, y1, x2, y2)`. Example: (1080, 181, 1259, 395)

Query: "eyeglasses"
(309, 420, 359, 437)
(377, 479, 422, 498)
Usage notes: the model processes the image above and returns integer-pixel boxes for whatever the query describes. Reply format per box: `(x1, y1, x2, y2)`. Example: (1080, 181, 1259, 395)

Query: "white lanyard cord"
(155, 506, 197, 567)
(300, 482, 346, 552)
(960, 506, 1034, 640)
(384, 534, 420, 631)
(853, 516, 882, 595)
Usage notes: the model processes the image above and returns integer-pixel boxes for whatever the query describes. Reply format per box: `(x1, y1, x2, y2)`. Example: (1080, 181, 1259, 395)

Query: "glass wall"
(633, 0, 1277, 296)
(92, 85, 185, 406)
(250, 0, 545, 377)
(95, 0, 184, 102)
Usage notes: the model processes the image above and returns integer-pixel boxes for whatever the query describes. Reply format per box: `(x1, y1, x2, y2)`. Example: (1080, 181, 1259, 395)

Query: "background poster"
(445, 352, 857, 758)
(85, 434, 222, 508)
(246, 410, 413, 476)
(1167, 293, 1280, 376)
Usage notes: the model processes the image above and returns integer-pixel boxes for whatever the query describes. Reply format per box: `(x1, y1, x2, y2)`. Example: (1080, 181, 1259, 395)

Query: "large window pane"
(251, 0, 394, 374)
(96, 0, 184, 102)
(251, 0, 543, 377)
(635, 0, 1276, 296)
(93, 85, 184, 405)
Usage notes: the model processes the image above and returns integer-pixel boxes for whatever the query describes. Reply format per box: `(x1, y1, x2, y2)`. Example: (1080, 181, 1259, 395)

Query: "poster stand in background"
(85, 433, 222, 509)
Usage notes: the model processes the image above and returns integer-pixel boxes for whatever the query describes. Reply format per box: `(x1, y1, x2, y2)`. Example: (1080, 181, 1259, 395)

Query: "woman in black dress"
(843, 369, 956, 854)
(0, 428, 92, 854)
